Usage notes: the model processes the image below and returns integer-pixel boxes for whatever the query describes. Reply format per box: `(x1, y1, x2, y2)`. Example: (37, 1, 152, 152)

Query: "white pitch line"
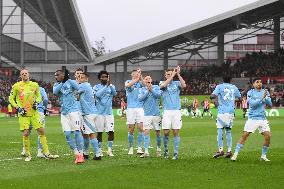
(0, 157, 22, 162)
(9, 142, 56, 145)
(113, 145, 123, 147)
(63, 153, 72, 156)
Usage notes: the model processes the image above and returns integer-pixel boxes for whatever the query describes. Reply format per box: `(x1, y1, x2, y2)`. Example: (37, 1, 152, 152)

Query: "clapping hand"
(172, 68, 178, 77)
(32, 102, 38, 110)
(147, 82, 152, 91)
(107, 75, 110, 86)
(262, 89, 268, 100)
(176, 66, 181, 75)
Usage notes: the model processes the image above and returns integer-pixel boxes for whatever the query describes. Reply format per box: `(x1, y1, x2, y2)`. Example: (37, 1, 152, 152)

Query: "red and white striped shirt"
(241, 99, 248, 109)
(203, 100, 210, 109)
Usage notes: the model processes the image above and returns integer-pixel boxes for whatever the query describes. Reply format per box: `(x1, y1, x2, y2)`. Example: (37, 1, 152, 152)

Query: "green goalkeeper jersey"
(9, 81, 41, 116)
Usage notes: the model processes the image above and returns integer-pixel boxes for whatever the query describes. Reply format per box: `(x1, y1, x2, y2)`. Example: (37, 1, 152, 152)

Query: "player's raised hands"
(134, 69, 142, 81)
(172, 68, 178, 77)
(176, 66, 181, 75)
(147, 82, 152, 91)
(262, 89, 268, 100)
(107, 75, 110, 86)
(137, 69, 142, 79)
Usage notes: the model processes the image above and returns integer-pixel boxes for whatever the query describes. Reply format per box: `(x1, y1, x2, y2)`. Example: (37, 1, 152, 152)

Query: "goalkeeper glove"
(32, 102, 39, 110)
(17, 107, 27, 116)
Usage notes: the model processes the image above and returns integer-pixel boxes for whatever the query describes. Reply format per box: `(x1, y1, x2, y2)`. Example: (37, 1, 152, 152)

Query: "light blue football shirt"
(212, 83, 241, 114)
(37, 87, 48, 113)
(125, 80, 143, 108)
(77, 82, 97, 115)
(159, 81, 181, 110)
(138, 85, 161, 116)
(93, 84, 117, 115)
(247, 88, 272, 120)
(75, 80, 82, 112)
(53, 79, 81, 115)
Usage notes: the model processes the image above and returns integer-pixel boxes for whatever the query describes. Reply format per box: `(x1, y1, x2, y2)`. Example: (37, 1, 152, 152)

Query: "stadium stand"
(1, 48, 284, 114)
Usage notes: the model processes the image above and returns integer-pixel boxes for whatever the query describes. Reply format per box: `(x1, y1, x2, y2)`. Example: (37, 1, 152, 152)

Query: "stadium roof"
(20, 0, 94, 61)
(94, 0, 284, 65)
(1, 0, 94, 67)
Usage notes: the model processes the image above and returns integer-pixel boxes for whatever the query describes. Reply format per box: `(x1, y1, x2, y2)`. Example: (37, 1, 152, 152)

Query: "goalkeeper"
(9, 69, 59, 162)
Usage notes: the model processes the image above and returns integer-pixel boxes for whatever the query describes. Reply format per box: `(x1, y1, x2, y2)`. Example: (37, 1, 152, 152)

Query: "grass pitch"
(0, 114, 284, 189)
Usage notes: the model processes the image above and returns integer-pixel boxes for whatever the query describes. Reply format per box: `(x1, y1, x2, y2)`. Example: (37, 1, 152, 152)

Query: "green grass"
(0, 115, 284, 189)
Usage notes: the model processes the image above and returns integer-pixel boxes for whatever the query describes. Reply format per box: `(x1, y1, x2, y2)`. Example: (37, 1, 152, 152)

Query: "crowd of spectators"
(1, 49, 284, 110)
(180, 48, 284, 95)
(0, 78, 15, 109)
(270, 85, 284, 107)
(180, 64, 223, 95)
(231, 48, 284, 78)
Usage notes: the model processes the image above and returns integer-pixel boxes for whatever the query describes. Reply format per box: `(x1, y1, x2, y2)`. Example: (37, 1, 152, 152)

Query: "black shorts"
(242, 108, 247, 112)
(203, 108, 209, 112)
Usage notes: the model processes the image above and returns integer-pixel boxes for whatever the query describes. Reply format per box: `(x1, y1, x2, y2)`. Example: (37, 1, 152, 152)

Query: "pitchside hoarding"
(113, 108, 283, 117)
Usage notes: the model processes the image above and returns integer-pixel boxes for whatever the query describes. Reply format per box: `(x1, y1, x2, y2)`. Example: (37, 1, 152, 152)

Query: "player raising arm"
(159, 66, 186, 160)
